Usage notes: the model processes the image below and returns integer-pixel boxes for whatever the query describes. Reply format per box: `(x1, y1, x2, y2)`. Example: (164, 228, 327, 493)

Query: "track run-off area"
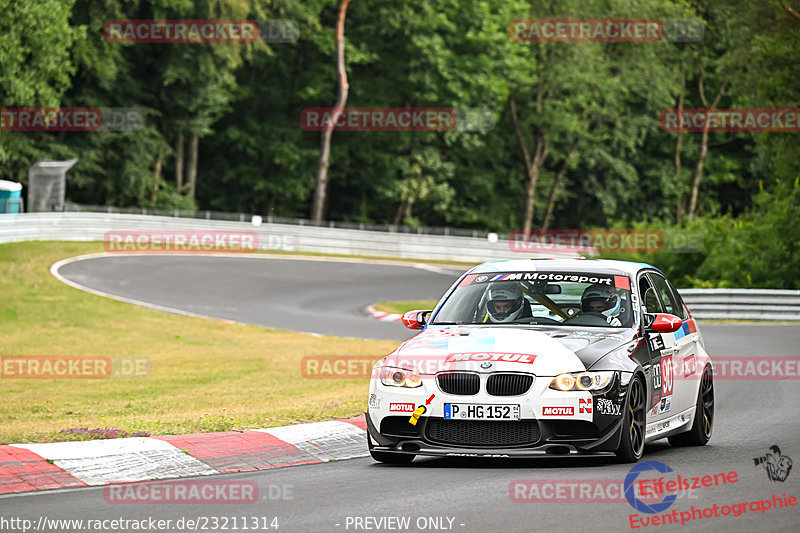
(3, 253, 799, 533)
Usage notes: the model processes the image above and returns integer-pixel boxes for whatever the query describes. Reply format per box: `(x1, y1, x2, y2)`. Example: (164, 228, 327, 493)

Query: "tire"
(369, 449, 415, 464)
(669, 365, 714, 447)
(615, 375, 647, 463)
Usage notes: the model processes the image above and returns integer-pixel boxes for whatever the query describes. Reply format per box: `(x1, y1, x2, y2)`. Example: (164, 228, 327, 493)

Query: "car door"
(636, 272, 672, 423)
(649, 273, 698, 416)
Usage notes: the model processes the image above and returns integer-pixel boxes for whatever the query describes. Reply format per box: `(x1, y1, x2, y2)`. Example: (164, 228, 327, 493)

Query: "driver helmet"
(487, 282, 524, 323)
(581, 283, 622, 323)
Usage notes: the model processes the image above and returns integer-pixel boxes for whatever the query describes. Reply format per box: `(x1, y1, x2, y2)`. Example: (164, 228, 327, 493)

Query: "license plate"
(444, 403, 520, 421)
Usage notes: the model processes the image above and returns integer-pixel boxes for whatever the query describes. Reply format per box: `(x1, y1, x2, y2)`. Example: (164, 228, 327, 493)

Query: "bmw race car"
(366, 259, 714, 463)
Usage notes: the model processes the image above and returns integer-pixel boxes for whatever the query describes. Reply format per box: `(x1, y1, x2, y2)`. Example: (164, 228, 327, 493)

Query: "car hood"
(384, 326, 635, 375)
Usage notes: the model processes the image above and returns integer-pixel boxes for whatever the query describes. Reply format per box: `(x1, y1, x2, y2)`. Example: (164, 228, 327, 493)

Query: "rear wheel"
(615, 375, 646, 463)
(369, 449, 415, 464)
(669, 365, 714, 447)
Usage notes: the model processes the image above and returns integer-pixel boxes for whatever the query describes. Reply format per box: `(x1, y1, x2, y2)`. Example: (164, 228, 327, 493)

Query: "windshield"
(432, 271, 633, 328)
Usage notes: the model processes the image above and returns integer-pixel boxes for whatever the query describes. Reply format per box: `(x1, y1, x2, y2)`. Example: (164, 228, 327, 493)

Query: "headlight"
(549, 371, 615, 391)
(379, 367, 422, 388)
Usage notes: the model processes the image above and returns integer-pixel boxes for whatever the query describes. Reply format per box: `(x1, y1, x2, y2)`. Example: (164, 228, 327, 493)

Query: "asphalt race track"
(4, 254, 800, 532)
(54, 254, 465, 340)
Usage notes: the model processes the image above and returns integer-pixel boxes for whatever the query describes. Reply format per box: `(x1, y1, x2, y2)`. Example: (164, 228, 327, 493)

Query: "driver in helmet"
(486, 282, 528, 323)
(581, 283, 622, 326)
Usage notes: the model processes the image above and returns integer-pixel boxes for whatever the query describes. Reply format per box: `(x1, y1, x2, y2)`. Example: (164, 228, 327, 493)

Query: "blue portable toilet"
(0, 180, 22, 214)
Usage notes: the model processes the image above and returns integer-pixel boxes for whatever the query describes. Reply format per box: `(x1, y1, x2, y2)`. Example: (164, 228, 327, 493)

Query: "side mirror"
(401, 310, 432, 330)
(645, 313, 684, 333)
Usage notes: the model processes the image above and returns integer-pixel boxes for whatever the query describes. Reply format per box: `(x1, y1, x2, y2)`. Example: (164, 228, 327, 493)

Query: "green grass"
(0, 241, 404, 444)
(372, 300, 439, 315)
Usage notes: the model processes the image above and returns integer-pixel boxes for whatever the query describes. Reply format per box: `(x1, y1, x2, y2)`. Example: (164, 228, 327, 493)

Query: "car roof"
(467, 258, 661, 277)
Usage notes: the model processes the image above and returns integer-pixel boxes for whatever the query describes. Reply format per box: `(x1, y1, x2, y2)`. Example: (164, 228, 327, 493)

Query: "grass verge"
(372, 301, 439, 315)
(0, 241, 400, 444)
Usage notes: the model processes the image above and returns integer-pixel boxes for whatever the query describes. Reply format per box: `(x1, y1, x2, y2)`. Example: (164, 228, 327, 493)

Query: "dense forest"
(1, 0, 798, 287)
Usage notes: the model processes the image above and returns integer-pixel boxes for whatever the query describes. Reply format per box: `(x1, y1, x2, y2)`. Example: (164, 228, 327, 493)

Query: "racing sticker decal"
(369, 394, 381, 409)
(683, 354, 696, 378)
(661, 355, 674, 396)
(458, 272, 618, 287)
(542, 406, 574, 416)
(579, 398, 592, 414)
(651, 393, 661, 410)
(649, 333, 665, 352)
(652, 396, 671, 415)
(596, 398, 622, 416)
(651, 355, 674, 394)
(389, 402, 415, 412)
(651, 355, 674, 414)
(457, 274, 481, 287)
(445, 352, 536, 364)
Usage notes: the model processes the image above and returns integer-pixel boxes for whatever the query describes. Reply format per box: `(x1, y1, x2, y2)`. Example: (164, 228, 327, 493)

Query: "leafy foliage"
(1, 0, 797, 286)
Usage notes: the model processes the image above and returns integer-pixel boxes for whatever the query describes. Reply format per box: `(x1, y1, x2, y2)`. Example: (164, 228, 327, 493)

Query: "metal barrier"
(678, 289, 800, 321)
(1, 212, 797, 320)
(0, 212, 570, 263)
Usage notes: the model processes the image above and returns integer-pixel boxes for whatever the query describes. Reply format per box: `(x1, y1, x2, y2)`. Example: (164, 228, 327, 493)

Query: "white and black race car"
(366, 259, 714, 463)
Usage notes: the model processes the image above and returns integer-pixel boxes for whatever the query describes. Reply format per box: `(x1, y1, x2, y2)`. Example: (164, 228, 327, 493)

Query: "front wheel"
(669, 365, 714, 447)
(615, 375, 646, 463)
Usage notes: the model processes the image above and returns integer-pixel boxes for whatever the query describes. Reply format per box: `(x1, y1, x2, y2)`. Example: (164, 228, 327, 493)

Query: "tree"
(311, 0, 352, 222)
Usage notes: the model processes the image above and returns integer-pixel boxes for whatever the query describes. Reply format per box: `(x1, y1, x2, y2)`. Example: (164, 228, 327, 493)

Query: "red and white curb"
(365, 305, 403, 323)
(0, 417, 367, 495)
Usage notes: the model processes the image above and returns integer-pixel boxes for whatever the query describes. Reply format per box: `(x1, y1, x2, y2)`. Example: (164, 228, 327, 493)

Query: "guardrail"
(1, 212, 797, 320)
(678, 289, 800, 321)
(0, 211, 570, 263)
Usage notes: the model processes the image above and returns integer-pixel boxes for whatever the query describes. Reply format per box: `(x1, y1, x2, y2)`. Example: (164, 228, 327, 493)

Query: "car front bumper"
(366, 372, 632, 458)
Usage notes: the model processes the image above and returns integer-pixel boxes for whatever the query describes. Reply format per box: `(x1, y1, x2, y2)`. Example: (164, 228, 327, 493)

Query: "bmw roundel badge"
(481, 362, 492, 369)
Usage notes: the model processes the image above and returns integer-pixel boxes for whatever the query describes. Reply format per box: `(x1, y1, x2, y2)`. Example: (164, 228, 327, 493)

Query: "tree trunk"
(187, 132, 199, 200)
(175, 131, 184, 193)
(392, 199, 407, 227)
(542, 139, 579, 231)
(778, 0, 800, 21)
(310, 0, 352, 223)
(151, 156, 162, 204)
(674, 63, 686, 222)
(687, 75, 727, 221)
(510, 94, 549, 233)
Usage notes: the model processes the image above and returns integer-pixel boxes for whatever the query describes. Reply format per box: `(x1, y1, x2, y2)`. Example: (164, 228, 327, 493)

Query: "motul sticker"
(542, 406, 574, 416)
(389, 403, 415, 412)
(445, 352, 536, 364)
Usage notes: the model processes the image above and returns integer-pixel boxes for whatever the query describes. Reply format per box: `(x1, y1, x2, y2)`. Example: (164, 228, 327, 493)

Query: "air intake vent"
(436, 372, 480, 395)
(425, 420, 541, 447)
(486, 373, 534, 396)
